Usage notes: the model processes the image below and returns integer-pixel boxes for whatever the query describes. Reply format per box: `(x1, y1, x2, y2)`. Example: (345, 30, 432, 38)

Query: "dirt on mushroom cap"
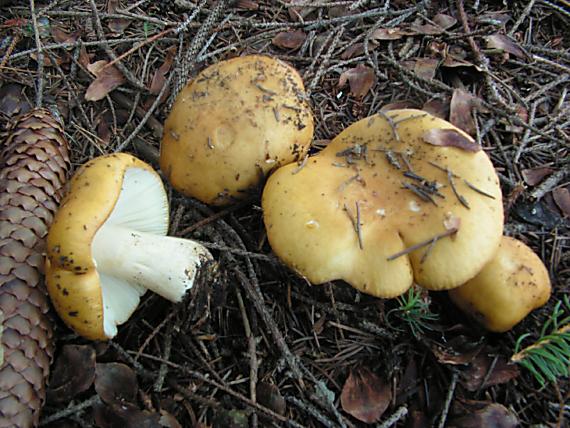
(160, 54, 314, 205)
(262, 109, 503, 298)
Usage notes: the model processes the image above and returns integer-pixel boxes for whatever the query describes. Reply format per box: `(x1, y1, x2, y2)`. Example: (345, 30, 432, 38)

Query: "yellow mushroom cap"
(160, 54, 314, 205)
(262, 109, 503, 298)
(449, 236, 552, 332)
(46, 153, 211, 340)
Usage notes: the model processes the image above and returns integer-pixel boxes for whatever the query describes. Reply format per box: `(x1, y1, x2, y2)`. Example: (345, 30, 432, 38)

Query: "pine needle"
(386, 287, 439, 338)
(511, 296, 570, 386)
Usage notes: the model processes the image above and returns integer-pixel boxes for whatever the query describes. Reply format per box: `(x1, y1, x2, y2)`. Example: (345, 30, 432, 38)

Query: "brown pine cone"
(0, 109, 70, 427)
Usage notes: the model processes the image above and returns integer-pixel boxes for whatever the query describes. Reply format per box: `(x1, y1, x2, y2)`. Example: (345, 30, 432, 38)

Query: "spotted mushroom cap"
(449, 236, 551, 332)
(160, 54, 314, 205)
(45, 153, 163, 340)
(262, 109, 504, 298)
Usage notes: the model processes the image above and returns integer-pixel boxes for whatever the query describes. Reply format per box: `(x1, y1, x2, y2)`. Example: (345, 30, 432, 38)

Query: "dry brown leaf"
(256, 382, 286, 416)
(459, 354, 519, 392)
(553, 187, 570, 217)
(236, 0, 259, 10)
(85, 62, 126, 101)
(107, 0, 131, 34)
(272, 30, 306, 50)
(422, 128, 480, 152)
(449, 88, 485, 136)
(410, 23, 445, 35)
(380, 100, 416, 111)
(371, 27, 413, 41)
(150, 46, 177, 94)
(51, 27, 78, 44)
(341, 43, 366, 60)
(413, 58, 439, 80)
(432, 13, 457, 29)
(338, 64, 375, 99)
(449, 400, 519, 428)
(485, 34, 529, 60)
(422, 97, 450, 119)
(521, 166, 554, 186)
(340, 367, 391, 423)
(47, 344, 96, 404)
(95, 363, 138, 405)
(0, 83, 31, 117)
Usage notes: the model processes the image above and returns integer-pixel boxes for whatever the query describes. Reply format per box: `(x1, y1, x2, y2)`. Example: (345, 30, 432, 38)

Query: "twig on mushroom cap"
(464, 179, 496, 199)
(447, 170, 470, 209)
(343, 203, 364, 250)
(386, 227, 459, 261)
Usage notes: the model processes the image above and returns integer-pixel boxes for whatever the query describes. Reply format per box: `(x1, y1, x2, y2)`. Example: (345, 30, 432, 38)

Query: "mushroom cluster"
(45, 153, 212, 340)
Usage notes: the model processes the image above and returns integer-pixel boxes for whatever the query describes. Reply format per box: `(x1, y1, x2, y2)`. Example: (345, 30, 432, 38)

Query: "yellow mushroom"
(262, 109, 503, 298)
(160, 54, 314, 205)
(449, 236, 552, 332)
(45, 153, 212, 340)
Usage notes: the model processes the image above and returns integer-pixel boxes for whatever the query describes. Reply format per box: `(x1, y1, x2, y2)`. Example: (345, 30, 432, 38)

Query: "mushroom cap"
(46, 153, 165, 340)
(262, 109, 503, 298)
(160, 54, 314, 205)
(449, 236, 552, 332)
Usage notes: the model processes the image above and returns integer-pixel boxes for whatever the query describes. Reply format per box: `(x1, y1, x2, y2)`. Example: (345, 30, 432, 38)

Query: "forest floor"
(0, 1, 568, 427)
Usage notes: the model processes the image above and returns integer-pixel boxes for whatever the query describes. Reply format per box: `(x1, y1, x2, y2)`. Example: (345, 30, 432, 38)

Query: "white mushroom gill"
(91, 168, 212, 338)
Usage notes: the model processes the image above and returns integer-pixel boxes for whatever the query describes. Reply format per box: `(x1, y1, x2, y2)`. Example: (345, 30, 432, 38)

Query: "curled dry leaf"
(432, 13, 457, 30)
(272, 30, 306, 50)
(521, 166, 554, 186)
(422, 128, 480, 152)
(552, 187, 570, 217)
(422, 97, 449, 119)
(95, 362, 138, 405)
(413, 58, 439, 80)
(410, 23, 445, 35)
(341, 43, 365, 60)
(450, 88, 485, 136)
(338, 64, 375, 99)
(256, 382, 286, 416)
(93, 401, 163, 428)
(340, 367, 391, 423)
(150, 46, 177, 95)
(85, 61, 126, 101)
(485, 34, 529, 60)
(47, 344, 96, 404)
(459, 354, 519, 392)
(51, 27, 79, 44)
(0, 83, 31, 117)
(449, 400, 519, 428)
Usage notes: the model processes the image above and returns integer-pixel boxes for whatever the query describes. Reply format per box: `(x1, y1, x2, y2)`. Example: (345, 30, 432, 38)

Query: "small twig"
(509, 0, 537, 36)
(377, 406, 408, 428)
(438, 371, 458, 428)
(378, 111, 400, 142)
(343, 203, 364, 250)
(530, 168, 568, 200)
(29, 0, 44, 107)
(387, 227, 459, 261)
(292, 155, 310, 175)
(40, 395, 101, 426)
(448, 170, 470, 209)
(464, 179, 496, 199)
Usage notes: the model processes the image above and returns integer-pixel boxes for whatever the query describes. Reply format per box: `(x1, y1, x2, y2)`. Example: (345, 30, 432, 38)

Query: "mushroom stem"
(92, 224, 211, 302)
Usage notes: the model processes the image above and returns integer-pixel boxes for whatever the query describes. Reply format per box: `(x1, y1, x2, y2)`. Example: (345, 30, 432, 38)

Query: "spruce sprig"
(387, 286, 439, 338)
(511, 296, 570, 386)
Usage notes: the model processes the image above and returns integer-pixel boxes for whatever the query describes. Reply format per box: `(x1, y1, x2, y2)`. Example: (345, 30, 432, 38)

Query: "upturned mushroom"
(160, 54, 314, 205)
(449, 236, 551, 332)
(45, 153, 212, 340)
(262, 109, 503, 298)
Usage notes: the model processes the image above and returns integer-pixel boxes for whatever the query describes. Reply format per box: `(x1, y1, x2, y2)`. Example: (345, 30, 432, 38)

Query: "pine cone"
(0, 109, 70, 427)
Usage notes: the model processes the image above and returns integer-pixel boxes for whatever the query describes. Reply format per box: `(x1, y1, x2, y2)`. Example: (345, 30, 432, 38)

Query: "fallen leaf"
(422, 97, 449, 119)
(78, 46, 93, 69)
(430, 335, 483, 366)
(0, 83, 31, 117)
(93, 401, 162, 428)
(459, 354, 519, 391)
(85, 62, 126, 101)
(150, 46, 177, 94)
(256, 382, 286, 415)
(410, 23, 445, 35)
(450, 88, 485, 136)
(236, 0, 259, 10)
(485, 34, 529, 60)
(47, 344, 96, 404)
(553, 187, 570, 216)
(380, 100, 416, 111)
(422, 129, 480, 152)
(340, 367, 391, 423)
(521, 166, 554, 186)
(107, 0, 131, 34)
(287, 0, 315, 22)
(432, 13, 457, 30)
(448, 400, 519, 428)
(338, 64, 375, 99)
(51, 27, 78, 44)
(341, 43, 365, 60)
(371, 27, 413, 41)
(413, 58, 439, 80)
(272, 30, 306, 50)
(87, 60, 109, 76)
(95, 363, 138, 405)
